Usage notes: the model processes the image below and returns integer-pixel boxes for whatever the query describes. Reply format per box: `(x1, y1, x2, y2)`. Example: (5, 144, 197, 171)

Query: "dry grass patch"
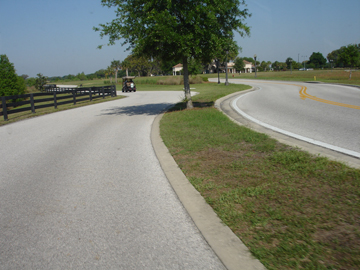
(157, 76, 204, 85)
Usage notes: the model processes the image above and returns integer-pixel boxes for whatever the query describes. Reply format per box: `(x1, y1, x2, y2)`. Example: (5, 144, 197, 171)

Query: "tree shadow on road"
(98, 103, 176, 116)
(98, 100, 215, 117)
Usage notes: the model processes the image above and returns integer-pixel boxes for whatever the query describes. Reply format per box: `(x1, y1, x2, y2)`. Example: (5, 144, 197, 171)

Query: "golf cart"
(122, 76, 136, 92)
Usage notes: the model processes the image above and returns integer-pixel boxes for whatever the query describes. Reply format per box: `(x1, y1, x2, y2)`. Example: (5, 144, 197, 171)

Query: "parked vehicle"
(122, 76, 136, 92)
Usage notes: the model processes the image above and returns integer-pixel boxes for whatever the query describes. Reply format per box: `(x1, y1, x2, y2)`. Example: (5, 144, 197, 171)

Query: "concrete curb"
(214, 88, 255, 111)
(215, 87, 360, 169)
(151, 113, 266, 270)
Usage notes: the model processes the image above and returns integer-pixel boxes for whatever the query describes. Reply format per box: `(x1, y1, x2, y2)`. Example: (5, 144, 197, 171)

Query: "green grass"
(160, 83, 360, 270)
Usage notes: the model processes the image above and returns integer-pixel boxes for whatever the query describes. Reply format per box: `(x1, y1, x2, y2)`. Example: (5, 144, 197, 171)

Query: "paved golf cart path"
(1, 91, 266, 270)
(0, 92, 228, 269)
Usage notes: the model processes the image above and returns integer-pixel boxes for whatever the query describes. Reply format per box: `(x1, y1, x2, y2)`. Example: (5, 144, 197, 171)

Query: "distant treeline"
(47, 69, 128, 82)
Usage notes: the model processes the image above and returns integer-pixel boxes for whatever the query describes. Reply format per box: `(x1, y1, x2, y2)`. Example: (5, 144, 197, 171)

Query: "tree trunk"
(115, 69, 118, 84)
(182, 57, 193, 109)
(126, 68, 129, 77)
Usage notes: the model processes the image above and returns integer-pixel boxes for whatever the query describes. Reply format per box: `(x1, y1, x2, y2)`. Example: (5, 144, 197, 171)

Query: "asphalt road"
(0, 91, 226, 269)
(218, 79, 360, 159)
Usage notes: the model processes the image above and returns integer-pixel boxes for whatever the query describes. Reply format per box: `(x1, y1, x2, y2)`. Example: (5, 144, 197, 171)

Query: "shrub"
(157, 77, 182, 85)
(0, 54, 26, 97)
(157, 76, 204, 85)
(189, 76, 203, 84)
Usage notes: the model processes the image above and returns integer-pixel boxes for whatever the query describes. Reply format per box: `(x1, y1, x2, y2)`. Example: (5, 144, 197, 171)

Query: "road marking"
(299, 86, 360, 110)
(232, 93, 360, 159)
(226, 79, 360, 110)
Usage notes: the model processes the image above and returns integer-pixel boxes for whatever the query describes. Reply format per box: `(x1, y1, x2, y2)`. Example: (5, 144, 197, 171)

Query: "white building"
(172, 64, 183, 75)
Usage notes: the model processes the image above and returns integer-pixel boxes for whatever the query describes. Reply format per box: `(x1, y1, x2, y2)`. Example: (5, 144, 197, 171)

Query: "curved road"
(0, 92, 226, 269)
(214, 79, 360, 159)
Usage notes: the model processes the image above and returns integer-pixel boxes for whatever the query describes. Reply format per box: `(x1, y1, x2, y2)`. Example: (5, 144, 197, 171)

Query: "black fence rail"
(1, 85, 116, 121)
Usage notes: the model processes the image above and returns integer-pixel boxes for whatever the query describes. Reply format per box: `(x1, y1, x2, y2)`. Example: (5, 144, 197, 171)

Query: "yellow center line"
(235, 80, 360, 110)
(299, 86, 360, 110)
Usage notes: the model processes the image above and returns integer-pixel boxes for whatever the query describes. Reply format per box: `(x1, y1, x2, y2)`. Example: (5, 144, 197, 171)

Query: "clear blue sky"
(1, 0, 359, 77)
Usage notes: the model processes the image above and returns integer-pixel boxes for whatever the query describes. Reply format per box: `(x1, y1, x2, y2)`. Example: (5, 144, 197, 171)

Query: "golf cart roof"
(122, 76, 136, 80)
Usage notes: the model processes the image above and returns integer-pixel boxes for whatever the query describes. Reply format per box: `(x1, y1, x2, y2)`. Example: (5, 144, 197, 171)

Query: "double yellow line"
(299, 86, 360, 110)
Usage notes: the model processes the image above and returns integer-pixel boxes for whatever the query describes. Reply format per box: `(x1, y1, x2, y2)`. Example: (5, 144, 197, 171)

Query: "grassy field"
(160, 82, 360, 270)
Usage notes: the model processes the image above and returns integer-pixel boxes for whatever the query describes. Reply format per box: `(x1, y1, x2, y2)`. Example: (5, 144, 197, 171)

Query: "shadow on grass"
(167, 101, 214, 112)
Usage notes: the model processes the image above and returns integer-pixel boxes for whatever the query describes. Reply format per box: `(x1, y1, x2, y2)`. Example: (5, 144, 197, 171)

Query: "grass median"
(160, 83, 360, 270)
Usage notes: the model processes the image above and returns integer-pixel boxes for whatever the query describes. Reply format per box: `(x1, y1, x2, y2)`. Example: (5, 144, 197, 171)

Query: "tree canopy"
(327, 44, 360, 68)
(0, 54, 26, 97)
(234, 57, 245, 72)
(95, 0, 251, 108)
(338, 44, 360, 79)
(34, 73, 48, 92)
(308, 52, 327, 68)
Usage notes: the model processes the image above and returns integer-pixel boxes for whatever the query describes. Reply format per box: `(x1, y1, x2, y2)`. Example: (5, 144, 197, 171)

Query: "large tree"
(338, 44, 360, 79)
(308, 52, 327, 68)
(234, 57, 245, 72)
(95, 0, 250, 108)
(285, 57, 294, 69)
(122, 54, 155, 77)
(327, 44, 360, 68)
(0, 54, 26, 97)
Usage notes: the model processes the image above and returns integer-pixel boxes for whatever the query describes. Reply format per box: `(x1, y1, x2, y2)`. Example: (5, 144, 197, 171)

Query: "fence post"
(73, 90, 76, 105)
(30, 94, 35, 113)
(53, 92, 57, 109)
(1, 96, 8, 121)
(102, 86, 105, 99)
(89, 87, 92, 101)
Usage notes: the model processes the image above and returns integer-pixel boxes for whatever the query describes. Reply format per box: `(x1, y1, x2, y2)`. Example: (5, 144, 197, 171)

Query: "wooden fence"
(1, 85, 116, 121)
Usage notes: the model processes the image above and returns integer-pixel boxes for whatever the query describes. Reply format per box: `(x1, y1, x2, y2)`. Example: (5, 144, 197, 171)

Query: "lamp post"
(254, 54, 257, 78)
(225, 50, 229, 85)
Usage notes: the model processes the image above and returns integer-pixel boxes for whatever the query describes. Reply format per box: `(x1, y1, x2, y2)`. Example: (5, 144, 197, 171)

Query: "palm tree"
(106, 66, 114, 83)
(111, 60, 122, 84)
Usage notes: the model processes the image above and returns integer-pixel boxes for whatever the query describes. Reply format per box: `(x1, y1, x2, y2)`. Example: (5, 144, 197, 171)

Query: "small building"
(242, 60, 253, 73)
(172, 64, 183, 76)
(206, 60, 254, 74)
